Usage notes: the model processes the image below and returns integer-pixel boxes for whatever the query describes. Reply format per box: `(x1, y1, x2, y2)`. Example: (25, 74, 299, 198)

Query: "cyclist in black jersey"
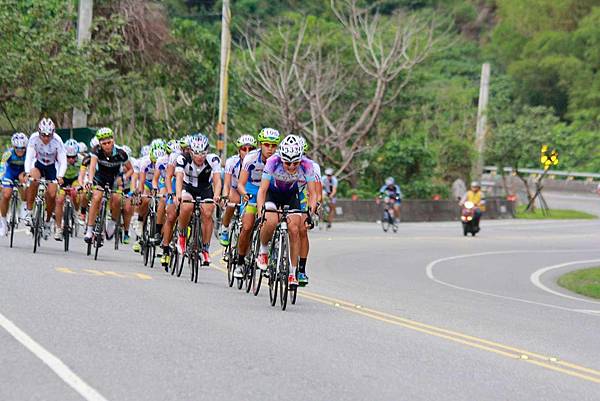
(84, 128, 132, 243)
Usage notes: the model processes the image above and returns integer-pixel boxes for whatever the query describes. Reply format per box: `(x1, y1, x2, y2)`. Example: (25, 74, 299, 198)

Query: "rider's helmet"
(257, 128, 281, 144)
(38, 118, 55, 136)
(11, 132, 28, 148)
(95, 127, 114, 140)
(471, 181, 481, 188)
(121, 145, 133, 157)
(90, 137, 100, 149)
(140, 145, 150, 158)
(189, 134, 210, 154)
(325, 168, 334, 176)
(64, 139, 80, 157)
(167, 139, 181, 155)
(385, 177, 395, 186)
(150, 142, 167, 162)
(278, 135, 303, 163)
(78, 142, 88, 154)
(297, 136, 309, 152)
(236, 134, 257, 148)
(179, 135, 190, 149)
(150, 138, 166, 148)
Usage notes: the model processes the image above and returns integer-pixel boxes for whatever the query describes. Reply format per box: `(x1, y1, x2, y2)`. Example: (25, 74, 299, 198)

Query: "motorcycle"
(461, 201, 479, 236)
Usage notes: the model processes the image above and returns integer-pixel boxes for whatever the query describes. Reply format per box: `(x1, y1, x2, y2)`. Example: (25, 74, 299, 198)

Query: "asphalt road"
(1, 193, 600, 401)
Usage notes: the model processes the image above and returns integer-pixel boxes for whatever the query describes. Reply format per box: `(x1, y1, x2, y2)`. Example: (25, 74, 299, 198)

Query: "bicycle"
(29, 178, 54, 254)
(113, 191, 126, 250)
(7, 182, 23, 248)
(380, 197, 398, 233)
(213, 202, 223, 240)
(264, 206, 311, 311)
(178, 197, 214, 284)
(140, 193, 162, 268)
(87, 183, 112, 260)
(222, 200, 246, 290)
(61, 187, 81, 252)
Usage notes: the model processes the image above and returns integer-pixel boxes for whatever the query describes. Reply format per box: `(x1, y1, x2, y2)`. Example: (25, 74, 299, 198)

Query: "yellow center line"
(211, 257, 600, 384)
(81, 269, 106, 276)
(103, 271, 127, 278)
(55, 267, 76, 274)
(133, 273, 152, 280)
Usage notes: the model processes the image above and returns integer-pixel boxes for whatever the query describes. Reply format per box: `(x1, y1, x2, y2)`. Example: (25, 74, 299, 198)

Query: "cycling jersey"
(62, 160, 82, 187)
(241, 149, 266, 188)
(298, 159, 321, 210)
(24, 132, 67, 178)
(1, 149, 26, 188)
(262, 154, 315, 193)
(379, 184, 402, 201)
(224, 154, 242, 189)
(322, 175, 338, 194)
(175, 153, 221, 187)
(91, 146, 129, 188)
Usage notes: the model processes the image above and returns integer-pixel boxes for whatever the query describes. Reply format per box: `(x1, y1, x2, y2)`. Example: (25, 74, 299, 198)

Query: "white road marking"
(425, 249, 600, 315)
(530, 260, 600, 304)
(0, 311, 108, 401)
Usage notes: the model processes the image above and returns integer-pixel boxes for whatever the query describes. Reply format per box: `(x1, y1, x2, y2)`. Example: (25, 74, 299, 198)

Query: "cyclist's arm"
(222, 172, 231, 199)
(165, 164, 175, 194)
(56, 142, 67, 179)
(316, 181, 323, 203)
(77, 165, 87, 187)
(307, 181, 318, 212)
(88, 155, 98, 185)
(151, 172, 159, 191)
(256, 178, 270, 217)
(175, 171, 184, 200)
(138, 170, 147, 193)
(24, 140, 36, 175)
(330, 177, 338, 198)
(212, 172, 222, 201)
(237, 170, 249, 198)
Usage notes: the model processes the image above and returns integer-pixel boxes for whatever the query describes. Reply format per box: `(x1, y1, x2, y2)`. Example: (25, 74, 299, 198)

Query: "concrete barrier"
(331, 197, 515, 222)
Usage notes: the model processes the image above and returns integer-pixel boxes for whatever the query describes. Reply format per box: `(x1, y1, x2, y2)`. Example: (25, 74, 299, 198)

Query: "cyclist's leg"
(175, 191, 193, 253)
(55, 188, 65, 229)
(287, 214, 303, 278)
(222, 187, 239, 229)
(237, 183, 259, 263)
(86, 187, 104, 239)
(26, 167, 42, 211)
(156, 187, 167, 236)
(328, 196, 336, 225)
(393, 201, 401, 221)
(0, 179, 14, 234)
(257, 200, 279, 266)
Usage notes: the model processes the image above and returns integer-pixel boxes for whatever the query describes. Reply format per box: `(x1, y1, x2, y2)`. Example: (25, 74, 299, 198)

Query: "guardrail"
(484, 166, 600, 181)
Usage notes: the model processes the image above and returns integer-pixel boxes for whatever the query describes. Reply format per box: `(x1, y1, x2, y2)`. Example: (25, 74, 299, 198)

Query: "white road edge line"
(0, 312, 108, 401)
(425, 249, 600, 316)
(530, 259, 600, 305)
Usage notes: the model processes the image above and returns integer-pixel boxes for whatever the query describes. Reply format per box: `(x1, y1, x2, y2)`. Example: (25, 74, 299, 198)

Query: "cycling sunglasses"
(262, 143, 278, 149)
(239, 146, 255, 152)
(283, 161, 300, 167)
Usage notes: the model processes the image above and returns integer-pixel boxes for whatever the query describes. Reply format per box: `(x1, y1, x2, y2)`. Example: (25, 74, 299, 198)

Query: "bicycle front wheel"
(278, 234, 289, 311)
(63, 202, 71, 252)
(32, 203, 43, 253)
(381, 210, 390, 232)
(9, 194, 18, 248)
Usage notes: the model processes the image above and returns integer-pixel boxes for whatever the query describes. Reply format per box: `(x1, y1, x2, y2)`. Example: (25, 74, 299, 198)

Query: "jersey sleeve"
(241, 151, 256, 171)
(24, 134, 37, 174)
(208, 154, 222, 174)
(332, 177, 338, 187)
(175, 154, 186, 174)
(261, 156, 277, 182)
(224, 157, 236, 175)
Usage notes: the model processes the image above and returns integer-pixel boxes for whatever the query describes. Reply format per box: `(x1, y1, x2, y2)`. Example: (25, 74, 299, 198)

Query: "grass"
(514, 205, 597, 220)
(558, 267, 600, 299)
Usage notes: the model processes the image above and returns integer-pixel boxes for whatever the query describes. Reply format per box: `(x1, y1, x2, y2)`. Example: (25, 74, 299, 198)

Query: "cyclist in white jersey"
(219, 134, 257, 249)
(175, 134, 222, 265)
(235, 128, 281, 273)
(24, 118, 67, 236)
(321, 168, 338, 229)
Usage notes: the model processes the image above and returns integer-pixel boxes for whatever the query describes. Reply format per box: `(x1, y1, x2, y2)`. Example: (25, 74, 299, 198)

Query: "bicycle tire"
(63, 201, 71, 252)
(251, 227, 263, 296)
(114, 217, 120, 250)
(149, 212, 157, 268)
(170, 246, 179, 276)
(213, 205, 222, 240)
(177, 252, 186, 277)
(268, 231, 280, 306)
(94, 199, 106, 260)
(381, 210, 390, 232)
(279, 233, 289, 311)
(244, 236, 254, 294)
(9, 193, 18, 248)
(226, 241, 235, 287)
(33, 202, 43, 253)
(142, 217, 150, 266)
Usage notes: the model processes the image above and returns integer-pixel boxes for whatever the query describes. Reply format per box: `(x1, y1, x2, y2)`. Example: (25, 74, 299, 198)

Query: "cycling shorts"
(2, 166, 25, 188)
(34, 161, 57, 181)
(242, 183, 259, 214)
(265, 189, 301, 211)
(182, 183, 214, 200)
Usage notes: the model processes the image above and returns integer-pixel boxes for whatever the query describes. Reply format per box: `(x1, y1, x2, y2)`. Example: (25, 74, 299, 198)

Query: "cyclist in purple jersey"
(256, 135, 317, 288)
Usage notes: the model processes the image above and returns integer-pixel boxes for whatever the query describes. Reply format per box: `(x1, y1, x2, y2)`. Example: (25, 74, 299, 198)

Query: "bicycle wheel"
(94, 200, 106, 260)
(268, 231, 280, 306)
(142, 217, 150, 266)
(244, 234, 254, 294)
(226, 241, 235, 287)
(114, 216, 121, 250)
(9, 194, 18, 248)
(251, 227, 263, 296)
(149, 212, 157, 268)
(177, 252, 186, 277)
(213, 205, 222, 240)
(33, 202, 43, 253)
(381, 209, 390, 232)
(63, 201, 71, 252)
(170, 246, 179, 276)
(278, 234, 289, 311)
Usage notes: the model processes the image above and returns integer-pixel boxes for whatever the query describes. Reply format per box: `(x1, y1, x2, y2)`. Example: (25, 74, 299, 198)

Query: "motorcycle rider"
(459, 181, 485, 230)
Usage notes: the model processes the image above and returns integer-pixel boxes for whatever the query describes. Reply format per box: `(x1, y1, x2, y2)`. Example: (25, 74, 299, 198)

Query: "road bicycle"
(61, 186, 81, 252)
(178, 197, 214, 284)
(265, 206, 311, 311)
(30, 178, 55, 253)
(87, 183, 113, 260)
(7, 182, 24, 248)
(222, 200, 247, 290)
(140, 192, 163, 268)
(380, 197, 398, 233)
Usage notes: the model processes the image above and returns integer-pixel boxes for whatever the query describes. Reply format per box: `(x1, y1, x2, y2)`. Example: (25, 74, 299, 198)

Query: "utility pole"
(216, 0, 232, 163)
(72, 0, 93, 129)
(473, 62, 490, 180)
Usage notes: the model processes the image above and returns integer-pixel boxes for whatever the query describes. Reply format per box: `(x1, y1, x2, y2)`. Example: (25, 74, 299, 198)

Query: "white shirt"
(25, 132, 67, 178)
(224, 155, 242, 189)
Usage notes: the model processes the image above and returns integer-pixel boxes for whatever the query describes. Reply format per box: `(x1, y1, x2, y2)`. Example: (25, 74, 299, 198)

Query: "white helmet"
(78, 142, 88, 153)
(150, 146, 167, 162)
(150, 138, 166, 148)
(325, 168, 334, 176)
(38, 118, 55, 136)
(64, 139, 79, 157)
(90, 137, 99, 149)
(141, 145, 150, 158)
(279, 135, 303, 163)
(121, 145, 132, 156)
(167, 139, 181, 154)
(385, 177, 395, 186)
(189, 134, 209, 154)
(11, 132, 28, 148)
(236, 134, 257, 148)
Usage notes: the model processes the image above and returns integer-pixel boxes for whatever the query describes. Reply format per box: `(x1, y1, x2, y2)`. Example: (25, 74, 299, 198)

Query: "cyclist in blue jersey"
(378, 177, 402, 223)
(235, 128, 281, 275)
(0, 133, 28, 236)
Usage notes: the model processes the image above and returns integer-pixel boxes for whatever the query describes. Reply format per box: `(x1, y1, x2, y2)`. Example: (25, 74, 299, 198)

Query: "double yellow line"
(212, 258, 600, 384)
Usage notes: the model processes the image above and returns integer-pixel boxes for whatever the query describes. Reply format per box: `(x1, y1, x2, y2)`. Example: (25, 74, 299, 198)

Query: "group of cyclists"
(0, 118, 344, 290)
